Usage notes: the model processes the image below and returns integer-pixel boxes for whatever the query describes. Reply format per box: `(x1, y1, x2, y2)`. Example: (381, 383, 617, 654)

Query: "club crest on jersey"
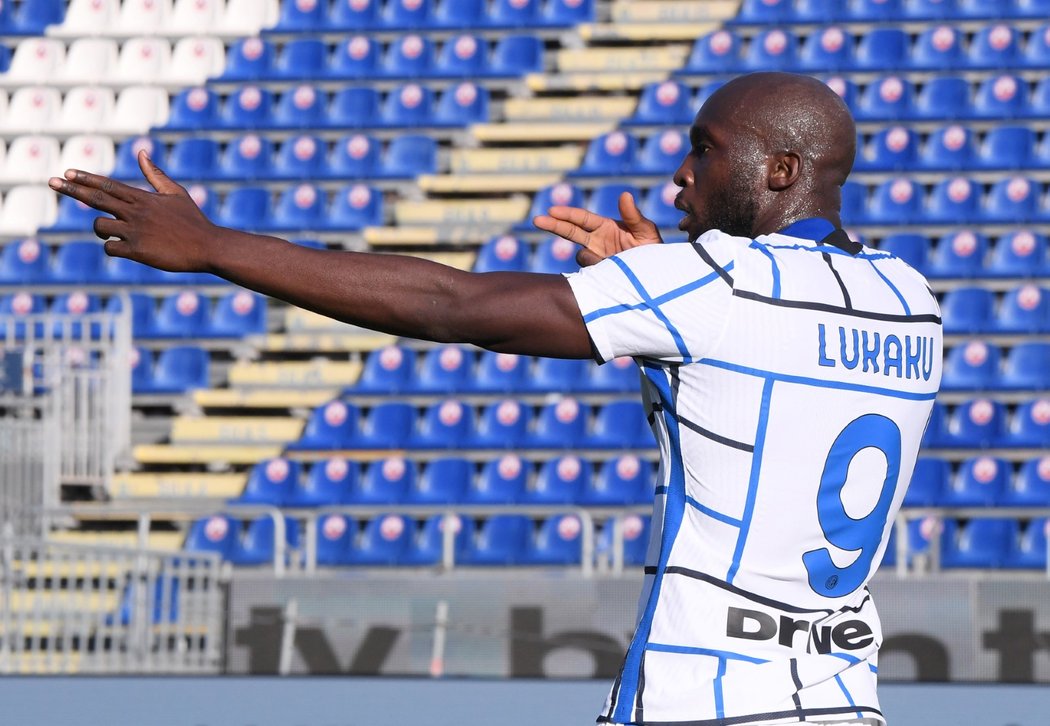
(817, 323, 936, 381)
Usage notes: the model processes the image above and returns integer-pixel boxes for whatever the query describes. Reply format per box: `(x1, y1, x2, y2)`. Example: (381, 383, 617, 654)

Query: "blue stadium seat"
(48, 291, 102, 339)
(995, 284, 1050, 333)
(1001, 458, 1050, 506)
(741, 28, 799, 71)
(974, 74, 1028, 118)
(0, 292, 44, 339)
(846, 0, 903, 19)
(329, 88, 381, 128)
(528, 397, 589, 447)
(956, 0, 1010, 17)
(326, 134, 380, 178)
(235, 458, 302, 506)
(911, 25, 964, 70)
(582, 455, 652, 505)
(924, 403, 949, 449)
(349, 515, 415, 566)
(410, 400, 474, 449)
(349, 402, 415, 448)
(904, 457, 949, 507)
(927, 229, 989, 277)
(290, 400, 358, 450)
(977, 126, 1036, 169)
(527, 456, 591, 504)
(693, 81, 727, 111)
(314, 514, 356, 566)
(1004, 517, 1049, 570)
(1001, 342, 1050, 389)
(436, 33, 485, 75)
(685, 30, 742, 73)
(903, 0, 961, 17)
(272, 86, 327, 129)
(328, 184, 383, 229)
(472, 399, 528, 448)
(864, 178, 921, 224)
(327, 0, 380, 29)
(382, 34, 434, 77)
(990, 230, 1049, 277)
(153, 291, 208, 338)
(462, 515, 531, 565)
(941, 340, 1001, 391)
(531, 237, 581, 274)
(102, 255, 167, 286)
(969, 23, 1021, 68)
(940, 287, 995, 334)
(856, 76, 912, 120)
(839, 181, 866, 225)
(1029, 77, 1050, 117)
(525, 515, 583, 565)
(1004, 399, 1050, 447)
(877, 234, 928, 273)
(289, 457, 358, 506)
(853, 27, 908, 70)
(145, 345, 209, 393)
(1016, 0, 1050, 18)
(275, 38, 327, 79)
(985, 177, 1040, 223)
(218, 134, 275, 180)
(270, 183, 326, 230)
(941, 456, 1010, 506)
(945, 399, 1007, 448)
(381, 83, 434, 126)
(941, 518, 1015, 569)
(589, 184, 641, 219)
(205, 290, 266, 338)
(46, 198, 101, 234)
(526, 182, 585, 222)
(277, 0, 326, 29)
(926, 177, 981, 226)
(220, 86, 274, 130)
(1021, 23, 1050, 66)
(584, 356, 640, 393)
(735, 0, 793, 22)
(473, 235, 529, 273)
(918, 124, 975, 170)
(488, 0, 540, 26)
(471, 351, 529, 392)
(527, 357, 587, 393)
(597, 514, 651, 566)
(642, 181, 682, 227)
(355, 346, 416, 393)
(414, 345, 473, 393)
(113, 137, 165, 180)
(380, 135, 437, 177)
(272, 135, 325, 179)
(911, 76, 970, 120)
(48, 241, 106, 285)
(587, 401, 652, 449)
(432, 0, 485, 27)
(221, 38, 276, 81)
(434, 82, 488, 125)
(405, 514, 475, 565)
(469, 454, 528, 503)
(904, 516, 949, 564)
(382, 0, 432, 28)
(185, 515, 241, 559)
(215, 187, 272, 230)
(106, 294, 156, 339)
(633, 129, 687, 174)
(166, 88, 220, 130)
(798, 27, 854, 72)
(862, 126, 919, 170)
(407, 457, 472, 504)
(12, 0, 64, 33)
(229, 516, 301, 566)
(328, 36, 380, 77)
(628, 81, 695, 126)
(543, 0, 594, 25)
(824, 76, 859, 112)
(130, 347, 154, 394)
(354, 458, 415, 504)
(0, 3, 11, 34)
(574, 131, 638, 176)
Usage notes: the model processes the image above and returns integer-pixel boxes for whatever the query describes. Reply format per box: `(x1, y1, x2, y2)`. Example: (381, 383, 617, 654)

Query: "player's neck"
(751, 197, 842, 238)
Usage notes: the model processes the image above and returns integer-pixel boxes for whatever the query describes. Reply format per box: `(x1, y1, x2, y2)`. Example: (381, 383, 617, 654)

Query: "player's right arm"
(532, 191, 664, 266)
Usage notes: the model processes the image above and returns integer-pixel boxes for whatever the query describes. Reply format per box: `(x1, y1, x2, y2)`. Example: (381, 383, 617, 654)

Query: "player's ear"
(768, 151, 802, 192)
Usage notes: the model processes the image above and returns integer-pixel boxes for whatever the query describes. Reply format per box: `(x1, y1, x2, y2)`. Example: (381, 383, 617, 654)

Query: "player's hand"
(532, 191, 664, 267)
(48, 150, 218, 273)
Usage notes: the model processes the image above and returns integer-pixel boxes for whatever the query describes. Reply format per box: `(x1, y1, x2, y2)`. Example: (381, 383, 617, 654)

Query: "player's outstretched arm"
(532, 191, 663, 267)
(48, 152, 593, 359)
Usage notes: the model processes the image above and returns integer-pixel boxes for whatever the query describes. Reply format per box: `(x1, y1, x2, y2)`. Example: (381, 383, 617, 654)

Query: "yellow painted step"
(449, 147, 582, 174)
(393, 198, 530, 226)
(7, 590, 121, 614)
(49, 531, 185, 551)
(552, 46, 690, 74)
(134, 444, 283, 465)
(194, 388, 339, 409)
(110, 472, 247, 499)
(503, 96, 636, 122)
(471, 122, 616, 143)
(170, 416, 304, 444)
(228, 360, 363, 388)
(525, 71, 669, 92)
(418, 173, 563, 193)
(579, 22, 719, 42)
(609, 0, 738, 23)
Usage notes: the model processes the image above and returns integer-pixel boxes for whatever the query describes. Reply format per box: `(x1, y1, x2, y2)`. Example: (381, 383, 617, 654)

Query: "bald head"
(671, 72, 857, 240)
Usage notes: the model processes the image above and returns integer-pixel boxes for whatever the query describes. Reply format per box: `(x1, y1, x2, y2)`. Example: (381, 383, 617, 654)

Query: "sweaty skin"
(49, 72, 857, 350)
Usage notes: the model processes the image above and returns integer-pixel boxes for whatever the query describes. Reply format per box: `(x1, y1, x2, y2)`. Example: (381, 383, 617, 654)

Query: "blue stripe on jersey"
(726, 378, 774, 584)
(866, 257, 911, 315)
(583, 262, 735, 324)
(758, 241, 900, 263)
(609, 255, 693, 362)
(828, 652, 862, 665)
(779, 217, 836, 241)
(645, 643, 768, 664)
(834, 673, 864, 720)
(613, 363, 687, 724)
(869, 664, 879, 674)
(714, 657, 727, 720)
(686, 495, 744, 527)
(700, 358, 939, 401)
(750, 242, 782, 299)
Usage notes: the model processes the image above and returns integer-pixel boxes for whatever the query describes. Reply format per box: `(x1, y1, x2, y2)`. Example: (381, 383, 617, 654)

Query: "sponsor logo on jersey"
(727, 607, 875, 652)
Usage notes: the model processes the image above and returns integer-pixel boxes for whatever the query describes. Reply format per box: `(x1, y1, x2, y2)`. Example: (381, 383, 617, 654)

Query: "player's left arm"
(48, 153, 592, 359)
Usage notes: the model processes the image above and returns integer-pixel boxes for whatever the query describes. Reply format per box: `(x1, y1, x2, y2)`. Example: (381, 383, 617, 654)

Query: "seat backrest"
(632, 81, 694, 125)
(169, 0, 223, 32)
(798, 26, 854, 71)
(381, 83, 434, 126)
(0, 239, 49, 284)
(356, 345, 416, 392)
(154, 345, 210, 389)
(168, 36, 226, 85)
(531, 236, 580, 274)
(382, 134, 437, 176)
(223, 37, 276, 80)
(491, 34, 543, 74)
(51, 241, 106, 284)
(468, 514, 532, 564)
(974, 74, 1028, 118)
(530, 397, 589, 446)
(904, 457, 949, 506)
(942, 340, 1001, 390)
(415, 345, 473, 393)
(383, 34, 434, 77)
(272, 134, 325, 178)
(54, 0, 118, 34)
(221, 86, 275, 129)
(864, 126, 918, 170)
(116, 0, 171, 34)
(277, 0, 326, 29)
(167, 88, 220, 130)
(990, 230, 1049, 276)
(578, 131, 638, 175)
(239, 457, 301, 505)
(633, 129, 687, 175)
(208, 290, 267, 336)
(997, 284, 1050, 333)
(411, 399, 474, 448)
(0, 186, 58, 236)
(527, 182, 584, 220)
(219, 133, 275, 180)
(741, 28, 799, 71)
(939, 286, 994, 334)
(357, 457, 415, 503)
(473, 235, 528, 273)
(329, 35, 380, 77)
(327, 134, 380, 178)
(434, 81, 488, 125)
(273, 84, 326, 128)
(587, 455, 651, 505)
(296, 457, 359, 505)
(928, 228, 988, 276)
(436, 33, 485, 75)
(383, 0, 432, 28)
(947, 399, 1007, 448)
(857, 75, 913, 120)
(1002, 342, 1050, 389)
(330, 183, 383, 228)
(912, 76, 969, 120)
(474, 399, 528, 447)
(985, 176, 1040, 222)
(156, 290, 209, 336)
(1, 135, 60, 183)
(1, 87, 61, 133)
(112, 87, 171, 133)
(919, 124, 975, 169)
(471, 455, 527, 503)
(314, 514, 356, 565)
(877, 233, 929, 273)
(276, 38, 327, 79)
(329, 0, 380, 28)
(528, 514, 583, 564)
(912, 25, 964, 69)
(185, 514, 241, 557)
(641, 181, 681, 228)
(968, 23, 1020, 68)
(60, 135, 115, 178)
(867, 178, 921, 223)
(167, 137, 220, 179)
(409, 457, 472, 503)
(6, 38, 65, 83)
(272, 183, 325, 228)
(216, 187, 272, 230)
(530, 455, 591, 503)
(853, 27, 908, 70)
(686, 29, 742, 73)
(56, 39, 118, 84)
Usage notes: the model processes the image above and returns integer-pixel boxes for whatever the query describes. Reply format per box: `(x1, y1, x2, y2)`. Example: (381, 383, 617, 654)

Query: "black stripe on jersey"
(677, 415, 755, 452)
(818, 249, 853, 310)
(789, 659, 805, 721)
(691, 243, 735, 287)
(636, 650, 647, 724)
(596, 704, 884, 726)
(644, 565, 837, 615)
(734, 289, 942, 324)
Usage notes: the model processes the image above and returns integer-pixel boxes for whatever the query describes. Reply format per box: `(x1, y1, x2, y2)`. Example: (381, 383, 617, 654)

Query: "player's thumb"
(138, 150, 182, 195)
(618, 191, 652, 235)
(103, 237, 132, 260)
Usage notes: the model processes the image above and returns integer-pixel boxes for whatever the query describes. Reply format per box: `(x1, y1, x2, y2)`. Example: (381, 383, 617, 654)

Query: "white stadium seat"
(168, 0, 224, 35)
(114, 0, 172, 36)
(0, 186, 59, 237)
(114, 37, 173, 84)
(0, 136, 62, 184)
(2, 39, 66, 85)
(107, 86, 171, 135)
(60, 135, 116, 178)
(55, 87, 116, 134)
(0, 88, 62, 134)
(54, 39, 119, 85)
(163, 36, 226, 86)
(48, 0, 120, 38)
(219, 0, 278, 35)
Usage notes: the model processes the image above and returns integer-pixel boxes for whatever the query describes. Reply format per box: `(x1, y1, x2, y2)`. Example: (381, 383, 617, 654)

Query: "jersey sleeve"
(564, 234, 738, 364)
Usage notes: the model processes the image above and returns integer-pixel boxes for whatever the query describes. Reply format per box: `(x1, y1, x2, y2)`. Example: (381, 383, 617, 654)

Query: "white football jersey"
(565, 218, 943, 726)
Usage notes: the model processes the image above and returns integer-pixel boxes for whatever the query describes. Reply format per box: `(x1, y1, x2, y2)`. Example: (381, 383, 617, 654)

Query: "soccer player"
(51, 72, 940, 725)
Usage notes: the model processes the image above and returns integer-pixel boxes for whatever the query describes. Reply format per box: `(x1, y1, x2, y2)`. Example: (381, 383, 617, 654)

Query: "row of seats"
(943, 341, 1050, 390)
(271, 0, 594, 32)
(0, 290, 266, 340)
(132, 345, 210, 394)
(907, 456, 1050, 507)
(0, 86, 169, 135)
(186, 510, 640, 568)
(939, 285, 1050, 334)
(15, 0, 274, 37)
(925, 398, 1050, 448)
(735, 0, 1050, 23)
(235, 454, 655, 506)
(682, 25, 1050, 75)
(901, 516, 1049, 569)
(875, 230, 1049, 279)
(631, 77, 1050, 126)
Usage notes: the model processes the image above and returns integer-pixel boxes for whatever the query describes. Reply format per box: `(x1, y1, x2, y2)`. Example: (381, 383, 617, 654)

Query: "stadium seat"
(409, 399, 474, 448)
(47, 241, 107, 285)
(269, 135, 324, 179)
(945, 456, 1010, 507)
(349, 515, 414, 566)
(1001, 458, 1050, 507)
(432, 0, 484, 27)
(435, 33, 485, 76)
(462, 515, 531, 565)
(272, 86, 327, 129)
(941, 340, 1001, 391)
(1003, 518, 1049, 570)
(106, 86, 170, 136)
(945, 399, 1007, 448)
(912, 26, 964, 70)
(167, 138, 220, 180)
(326, 134, 380, 178)
(984, 177, 1040, 223)
(542, 0, 593, 25)
(918, 125, 975, 170)
(854, 27, 908, 70)
(275, 39, 327, 80)
(628, 81, 695, 126)
(602, 514, 650, 566)
(685, 30, 742, 74)
(314, 514, 356, 566)
(405, 514, 475, 566)
(113, 137, 166, 180)
(414, 345, 473, 393)
(927, 229, 988, 277)
(862, 126, 919, 171)
(165, 36, 226, 87)
(471, 399, 529, 449)
(864, 178, 921, 224)
(105, 294, 155, 339)
(146, 346, 210, 393)
(0, 239, 48, 284)
(695, 83, 729, 111)
(277, 0, 326, 29)
(1003, 399, 1050, 448)
(153, 291, 208, 338)
(824, 76, 859, 112)
(471, 351, 528, 392)
(903, 457, 949, 507)
(574, 131, 638, 176)
(434, 82, 488, 125)
(349, 402, 414, 448)
(235, 458, 302, 506)
(587, 401, 651, 449)
(974, 74, 1028, 118)
(60, 135, 115, 179)
(382, 0, 432, 28)
(995, 284, 1050, 333)
(1001, 342, 1050, 390)
(0, 88, 61, 135)
(989, 230, 1049, 277)
(229, 516, 301, 566)
(353, 458, 415, 504)
(114, 0, 168, 35)
(584, 356, 640, 393)
(355, 346, 416, 393)
(798, 27, 854, 72)
(527, 358, 587, 393)
(940, 287, 995, 334)
(957, 0, 1010, 17)
(642, 182, 682, 228)
(328, 184, 383, 229)
(856, 76, 912, 120)
(184, 515, 242, 559)
(49, 291, 103, 339)
(205, 290, 266, 337)
(54, 38, 117, 86)
(270, 183, 325, 230)
(221, 38, 276, 81)
(215, 187, 272, 231)
(488, 0, 539, 26)
(473, 235, 528, 273)
(1021, 23, 1050, 66)
(4, 39, 65, 84)
(877, 234, 928, 273)
(217, 134, 274, 180)
(50, 0, 116, 36)
(407, 457, 472, 504)
(329, 36, 380, 78)
(969, 23, 1021, 68)
(468, 455, 528, 504)
(632, 129, 686, 175)
(941, 518, 1015, 569)
(741, 28, 799, 71)
(168, 0, 223, 33)
(379, 135, 437, 177)
(290, 400, 358, 450)
(290, 457, 358, 506)
(527, 456, 591, 503)
(582, 455, 652, 505)
(847, 0, 904, 19)
(129, 347, 155, 394)
(55, 86, 115, 135)
(488, 34, 543, 75)
(382, 34, 434, 77)
(903, 0, 960, 16)
(220, 86, 275, 130)
(381, 83, 434, 126)
(911, 76, 970, 120)
(166, 88, 220, 131)
(526, 515, 583, 565)
(0, 186, 58, 237)
(735, 0, 793, 22)
(1017, 0, 1050, 17)
(0, 135, 54, 186)
(526, 183, 585, 223)
(904, 516, 949, 564)
(0, 292, 45, 339)
(45, 196, 102, 234)
(531, 237, 580, 274)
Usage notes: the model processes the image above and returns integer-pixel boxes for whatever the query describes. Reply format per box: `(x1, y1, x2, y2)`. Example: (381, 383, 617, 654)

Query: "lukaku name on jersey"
(816, 324, 938, 381)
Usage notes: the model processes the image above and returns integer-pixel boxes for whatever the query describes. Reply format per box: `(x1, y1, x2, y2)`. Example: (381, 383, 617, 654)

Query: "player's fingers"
(618, 192, 652, 234)
(48, 177, 127, 216)
(532, 215, 590, 247)
(575, 246, 603, 268)
(59, 169, 139, 203)
(138, 150, 185, 196)
(103, 237, 133, 259)
(545, 205, 606, 232)
(92, 216, 127, 242)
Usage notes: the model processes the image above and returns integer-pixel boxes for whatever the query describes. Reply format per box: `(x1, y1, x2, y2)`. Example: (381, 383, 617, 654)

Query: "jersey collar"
(776, 217, 837, 242)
